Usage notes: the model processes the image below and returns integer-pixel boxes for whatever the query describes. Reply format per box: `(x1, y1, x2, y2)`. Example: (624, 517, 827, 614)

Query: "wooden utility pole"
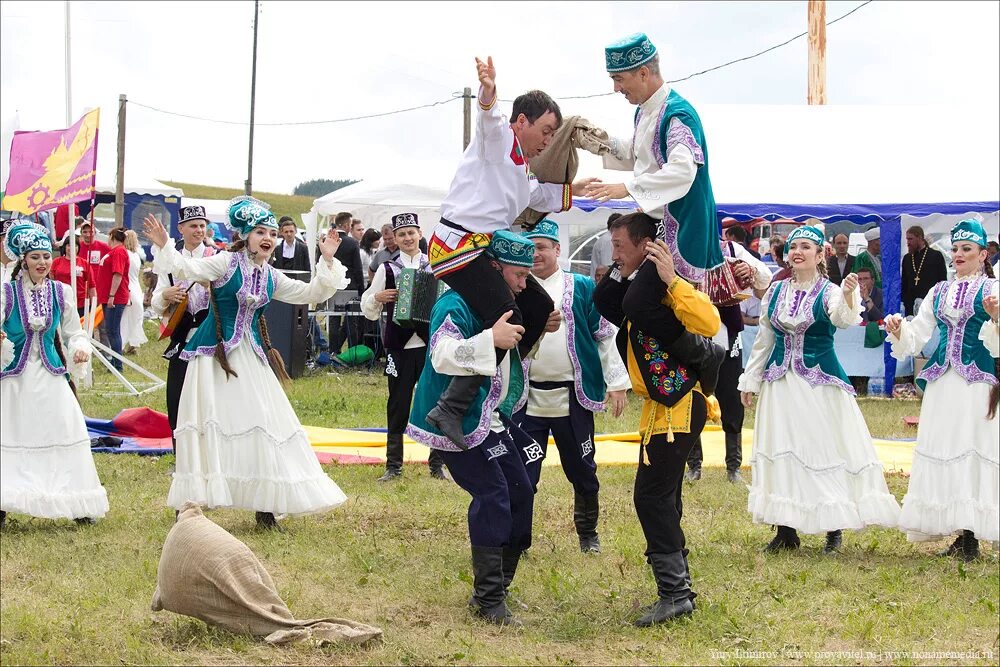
(807, 0, 827, 104)
(245, 0, 260, 196)
(462, 87, 472, 150)
(115, 94, 126, 227)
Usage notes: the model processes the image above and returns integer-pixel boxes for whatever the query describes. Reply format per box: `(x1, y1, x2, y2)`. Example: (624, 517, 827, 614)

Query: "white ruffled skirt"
(1, 349, 110, 520)
(749, 371, 900, 534)
(168, 333, 347, 515)
(898, 369, 999, 542)
(121, 282, 148, 348)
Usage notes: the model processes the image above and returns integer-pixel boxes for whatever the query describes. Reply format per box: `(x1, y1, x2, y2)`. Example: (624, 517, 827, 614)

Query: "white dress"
(121, 250, 148, 348)
(1, 278, 110, 520)
(153, 243, 349, 516)
(738, 276, 901, 534)
(887, 276, 999, 542)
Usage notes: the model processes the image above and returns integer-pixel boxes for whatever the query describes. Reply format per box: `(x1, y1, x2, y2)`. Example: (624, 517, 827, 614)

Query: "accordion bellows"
(393, 268, 446, 327)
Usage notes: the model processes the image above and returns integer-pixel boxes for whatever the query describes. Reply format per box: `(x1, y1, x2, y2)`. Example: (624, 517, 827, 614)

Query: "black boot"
(937, 534, 964, 557)
(764, 525, 800, 553)
(681, 548, 697, 609)
(74, 517, 96, 526)
(376, 468, 402, 482)
(470, 546, 519, 626)
(255, 511, 285, 533)
(725, 432, 744, 483)
(501, 546, 521, 593)
(668, 331, 726, 396)
(573, 492, 601, 553)
(822, 529, 843, 555)
(634, 551, 695, 627)
(961, 530, 979, 562)
(684, 464, 701, 482)
(426, 375, 483, 450)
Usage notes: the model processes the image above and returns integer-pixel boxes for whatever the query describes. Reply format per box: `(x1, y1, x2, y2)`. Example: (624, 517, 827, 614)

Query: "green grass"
(161, 181, 318, 225)
(2, 321, 997, 665)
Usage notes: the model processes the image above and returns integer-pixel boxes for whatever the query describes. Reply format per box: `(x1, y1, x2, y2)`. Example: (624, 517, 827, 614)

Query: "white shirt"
(281, 239, 297, 259)
(150, 244, 214, 342)
(436, 89, 569, 241)
(526, 269, 630, 418)
(602, 83, 697, 220)
(712, 242, 774, 350)
(360, 249, 428, 349)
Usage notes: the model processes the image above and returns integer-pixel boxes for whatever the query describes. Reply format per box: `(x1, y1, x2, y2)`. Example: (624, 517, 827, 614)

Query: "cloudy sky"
(1, 1, 998, 196)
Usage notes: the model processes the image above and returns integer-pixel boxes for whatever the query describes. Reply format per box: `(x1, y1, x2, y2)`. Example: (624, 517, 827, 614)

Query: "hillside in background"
(162, 182, 316, 224)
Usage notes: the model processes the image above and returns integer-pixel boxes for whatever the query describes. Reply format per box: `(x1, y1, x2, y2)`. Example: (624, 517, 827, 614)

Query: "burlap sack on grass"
(151, 502, 382, 647)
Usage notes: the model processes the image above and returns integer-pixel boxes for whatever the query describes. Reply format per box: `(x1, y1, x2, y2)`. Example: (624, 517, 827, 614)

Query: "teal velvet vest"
(406, 289, 524, 452)
(2, 278, 67, 378)
(181, 252, 275, 364)
(517, 272, 615, 413)
(917, 276, 997, 391)
(762, 278, 853, 394)
(637, 89, 724, 282)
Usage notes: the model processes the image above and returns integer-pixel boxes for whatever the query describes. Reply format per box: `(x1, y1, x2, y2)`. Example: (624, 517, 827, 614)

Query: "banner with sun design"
(3, 109, 100, 215)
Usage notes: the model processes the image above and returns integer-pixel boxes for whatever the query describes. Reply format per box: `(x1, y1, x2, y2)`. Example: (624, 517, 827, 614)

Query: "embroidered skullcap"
(950, 218, 988, 248)
(5, 222, 52, 259)
(606, 33, 658, 73)
(226, 196, 277, 237)
(863, 227, 880, 242)
(783, 225, 824, 254)
(523, 218, 559, 244)
(391, 212, 419, 231)
(487, 230, 535, 267)
(178, 205, 210, 225)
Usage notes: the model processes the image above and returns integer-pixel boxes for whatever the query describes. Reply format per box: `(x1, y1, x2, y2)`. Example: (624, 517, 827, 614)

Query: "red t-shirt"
(79, 239, 110, 285)
(96, 245, 131, 305)
(50, 256, 95, 306)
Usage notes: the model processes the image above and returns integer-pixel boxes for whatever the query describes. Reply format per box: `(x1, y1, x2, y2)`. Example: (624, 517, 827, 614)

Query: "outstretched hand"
(318, 229, 342, 261)
(476, 56, 496, 102)
(142, 214, 170, 249)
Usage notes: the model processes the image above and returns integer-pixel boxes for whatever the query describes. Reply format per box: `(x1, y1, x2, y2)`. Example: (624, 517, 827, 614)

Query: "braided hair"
(984, 259, 999, 420)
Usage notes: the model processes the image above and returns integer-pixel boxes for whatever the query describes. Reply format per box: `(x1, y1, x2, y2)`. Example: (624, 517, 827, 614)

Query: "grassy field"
(161, 182, 317, 225)
(1, 321, 997, 666)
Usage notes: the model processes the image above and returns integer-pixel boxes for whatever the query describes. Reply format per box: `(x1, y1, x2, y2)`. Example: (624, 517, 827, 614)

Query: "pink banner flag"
(3, 109, 100, 215)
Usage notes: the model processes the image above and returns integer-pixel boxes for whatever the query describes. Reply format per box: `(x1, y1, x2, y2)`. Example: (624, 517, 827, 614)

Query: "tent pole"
(807, 0, 827, 105)
(115, 94, 126, 227)
(245, 0, 260, 196)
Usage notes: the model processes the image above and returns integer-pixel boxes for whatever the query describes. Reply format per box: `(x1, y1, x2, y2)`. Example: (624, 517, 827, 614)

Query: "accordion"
(393, 268, 446, 328)
(703, 258, 753, 307)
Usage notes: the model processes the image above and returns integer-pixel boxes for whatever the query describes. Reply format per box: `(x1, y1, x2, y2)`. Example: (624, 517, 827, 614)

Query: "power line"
(127, 94, 463, 127)
(507, 0, 874, 101)
(128, 1, 873, 124)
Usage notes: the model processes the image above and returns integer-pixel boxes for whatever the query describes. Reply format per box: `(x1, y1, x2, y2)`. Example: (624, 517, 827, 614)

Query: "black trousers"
(687, 345, 744, 471)
(514, 394, 600, 496)
(440, 252, 554, 362)
(165, 353, 189, 454)
(385, 346, 443, 472)
(440, 430, 534, 550)
(635, 393, 707, 556)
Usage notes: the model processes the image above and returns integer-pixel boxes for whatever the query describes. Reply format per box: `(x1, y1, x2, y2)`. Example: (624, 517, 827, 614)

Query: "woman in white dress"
(885, 218, 999, 561)
(1, 223, 110, 529)
(142, 197, 349, 532)
(739, 225, 900, 554)
(121, 229, 148, 352)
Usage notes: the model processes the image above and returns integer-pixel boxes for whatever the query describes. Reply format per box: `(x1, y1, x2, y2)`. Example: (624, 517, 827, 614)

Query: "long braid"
(209, 284, 238, 380)
(984, 259, 999, 420)
(257, 308, 291, 387)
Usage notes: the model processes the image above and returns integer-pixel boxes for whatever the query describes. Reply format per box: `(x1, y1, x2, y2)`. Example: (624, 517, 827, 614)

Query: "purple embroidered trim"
(429, 314, 463, 352)
(761, 279, 855, 394)
(2, 279, 65, 378)
(180, 253, 271, 364)
(649, 102, 669, 168)
(2, 281, 13, 321)
(513, 355, 531, 414)
(560, 273, 605, 412)
(665, 117, 705, 165)
(661, 209, 705, 284)
(919, 277, 997, 386)
(187, 284, 210, 315)
(407, 371, 503, 452)
(211, 252, 239, 289)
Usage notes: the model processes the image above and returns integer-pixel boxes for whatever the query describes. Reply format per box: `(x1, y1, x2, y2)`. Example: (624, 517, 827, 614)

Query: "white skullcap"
(864, 227, 880, 241)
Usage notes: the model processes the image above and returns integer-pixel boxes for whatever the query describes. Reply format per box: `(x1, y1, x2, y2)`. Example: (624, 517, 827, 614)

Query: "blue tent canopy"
(570, 196, 1000, 395)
